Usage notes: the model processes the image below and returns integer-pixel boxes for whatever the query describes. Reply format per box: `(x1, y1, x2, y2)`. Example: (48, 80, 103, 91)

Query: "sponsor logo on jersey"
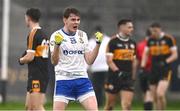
(161, 40, 166, 45)
(79, 37, 84, 44)
(150, 41, 155, 45)
(130, 44, 135, 49)
(117, 44, 123, 47)
(125, 44, 128, 49)
(63, 50, 84, 55)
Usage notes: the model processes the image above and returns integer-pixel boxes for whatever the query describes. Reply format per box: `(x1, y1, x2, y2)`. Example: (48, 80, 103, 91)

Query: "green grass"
(0, 100, 180, 110)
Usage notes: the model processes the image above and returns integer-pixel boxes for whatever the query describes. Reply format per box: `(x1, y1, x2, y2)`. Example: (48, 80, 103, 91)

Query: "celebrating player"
(19, 8, 49, 110)
(50, 7, 103, 110)
(136, 29, 153, 110)
(105, 19, 136, 110)
(141, 23, 178, 110)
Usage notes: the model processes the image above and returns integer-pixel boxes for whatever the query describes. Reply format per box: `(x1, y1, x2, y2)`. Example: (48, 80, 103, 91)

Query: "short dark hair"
(26, 8, 41, 22)
(150, 22, 161, 28)
(95, 25, 103, 32)
(63, 7, 80, 18)
(117, 19, 132, 27)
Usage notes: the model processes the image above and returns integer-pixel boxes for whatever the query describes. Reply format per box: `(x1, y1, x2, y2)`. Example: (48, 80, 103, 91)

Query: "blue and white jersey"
(50, 29, 92, 80)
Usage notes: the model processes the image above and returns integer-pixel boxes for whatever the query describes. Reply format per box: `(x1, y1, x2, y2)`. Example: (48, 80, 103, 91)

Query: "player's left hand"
(95, 31, 103, 44)
(158, 60, 168, 67)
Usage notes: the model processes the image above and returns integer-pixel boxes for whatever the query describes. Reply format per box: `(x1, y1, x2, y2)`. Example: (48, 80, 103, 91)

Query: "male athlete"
(50, 8, 103, 110)
(19, 8, 49, 110)
(141, 23, 178, 110)
(136, 29, 153, 110)
(105, 19, 136, 110)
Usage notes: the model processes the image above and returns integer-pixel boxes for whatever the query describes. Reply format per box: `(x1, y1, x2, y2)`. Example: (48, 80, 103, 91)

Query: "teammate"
(50, 8, 103, 110)
(105, 19, 136, 110)
(19, 8, 49, 110)
(136, 29, 153, 110)
(141, 23, 178, 110)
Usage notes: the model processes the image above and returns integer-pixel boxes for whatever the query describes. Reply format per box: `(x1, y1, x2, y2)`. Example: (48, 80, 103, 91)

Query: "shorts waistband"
(55, 70, 86, 77)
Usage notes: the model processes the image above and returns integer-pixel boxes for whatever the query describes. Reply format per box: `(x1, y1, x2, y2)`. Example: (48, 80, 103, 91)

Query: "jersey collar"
(32, 26, 41, 30)
(116, 33, 129, 41)
(31, 26, 41, 32)
(61, 28, 76, 36)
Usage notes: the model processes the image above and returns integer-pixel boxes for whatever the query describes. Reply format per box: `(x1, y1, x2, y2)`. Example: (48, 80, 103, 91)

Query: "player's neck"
(119, 32, 129, 39)
(63, 26, 76, 36)
(30, 23, 40, 31)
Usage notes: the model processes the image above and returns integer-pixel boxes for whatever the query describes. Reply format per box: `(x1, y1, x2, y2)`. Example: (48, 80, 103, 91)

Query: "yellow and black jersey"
(106, 35, 136, 72)
(146, 33, 177, 66)
(27, 27, 49, 79)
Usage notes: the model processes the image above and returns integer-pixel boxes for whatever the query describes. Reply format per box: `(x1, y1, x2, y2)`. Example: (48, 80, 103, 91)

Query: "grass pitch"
(0, 100, 180, 110)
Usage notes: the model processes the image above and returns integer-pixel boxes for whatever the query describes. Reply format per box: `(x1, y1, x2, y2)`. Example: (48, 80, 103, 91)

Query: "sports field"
(0, 100, 180, 110)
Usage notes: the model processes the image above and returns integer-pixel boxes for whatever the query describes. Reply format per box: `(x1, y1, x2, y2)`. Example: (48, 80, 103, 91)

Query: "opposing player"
(136, 29, 153, 110)
(141, 23, 178, 110)
(19, 8, 49, 110)
(50, 8, 103, 110)
(105, 19, 136, 110)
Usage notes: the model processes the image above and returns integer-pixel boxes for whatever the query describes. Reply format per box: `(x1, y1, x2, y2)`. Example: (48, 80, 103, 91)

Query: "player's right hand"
(55, 33, 64, 45)
(18, 51, 27, 65)
(18, 57, 24, 65)
(138, 67, 146, 77)
(158, 60, 168, 67)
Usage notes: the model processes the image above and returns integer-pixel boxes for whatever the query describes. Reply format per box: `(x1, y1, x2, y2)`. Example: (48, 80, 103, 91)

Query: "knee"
(31, 104, 43, 110)
(121, 101, 132, 110)
(157, 91, 165, 100)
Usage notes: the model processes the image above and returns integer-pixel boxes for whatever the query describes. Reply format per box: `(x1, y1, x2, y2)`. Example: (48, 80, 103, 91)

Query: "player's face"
(64, 14, 80, 33)
(120, 22, 134, 36)
(150, 27, 162, 38)
(25, 15, 30, 28)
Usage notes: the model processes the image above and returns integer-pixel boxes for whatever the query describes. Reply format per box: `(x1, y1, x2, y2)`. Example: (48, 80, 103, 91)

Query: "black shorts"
(138, 71, 151, 93)
(27, 77, 49, 93)
(150, 66, 172, 85)
(105, 71, 134, 94)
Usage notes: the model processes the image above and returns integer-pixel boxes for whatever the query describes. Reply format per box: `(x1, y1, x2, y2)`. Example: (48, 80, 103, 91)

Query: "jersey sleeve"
(27, 29, 38, 53)
(84, 32, 92, 53)
(106, 39, 114, 56)
(168, 36, 177, 50)
(49, 32, 56, 53)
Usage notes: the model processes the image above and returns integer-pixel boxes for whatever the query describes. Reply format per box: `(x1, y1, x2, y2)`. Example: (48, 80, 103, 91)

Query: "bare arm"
(141, 47, 149, 68)
(20, 52, 34, 64)
(84, 32, 103, 65)
(84, 44, 100, 65)
(132, 58, 138, 80)
(50, 32, 64, 65)
(106, 54, 119, 72)
(51, 45, 60, 65)
(166, 48, 178, 64)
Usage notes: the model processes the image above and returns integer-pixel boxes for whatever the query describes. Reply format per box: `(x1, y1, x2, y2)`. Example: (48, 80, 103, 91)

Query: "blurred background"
(0, 0, 180, 109)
